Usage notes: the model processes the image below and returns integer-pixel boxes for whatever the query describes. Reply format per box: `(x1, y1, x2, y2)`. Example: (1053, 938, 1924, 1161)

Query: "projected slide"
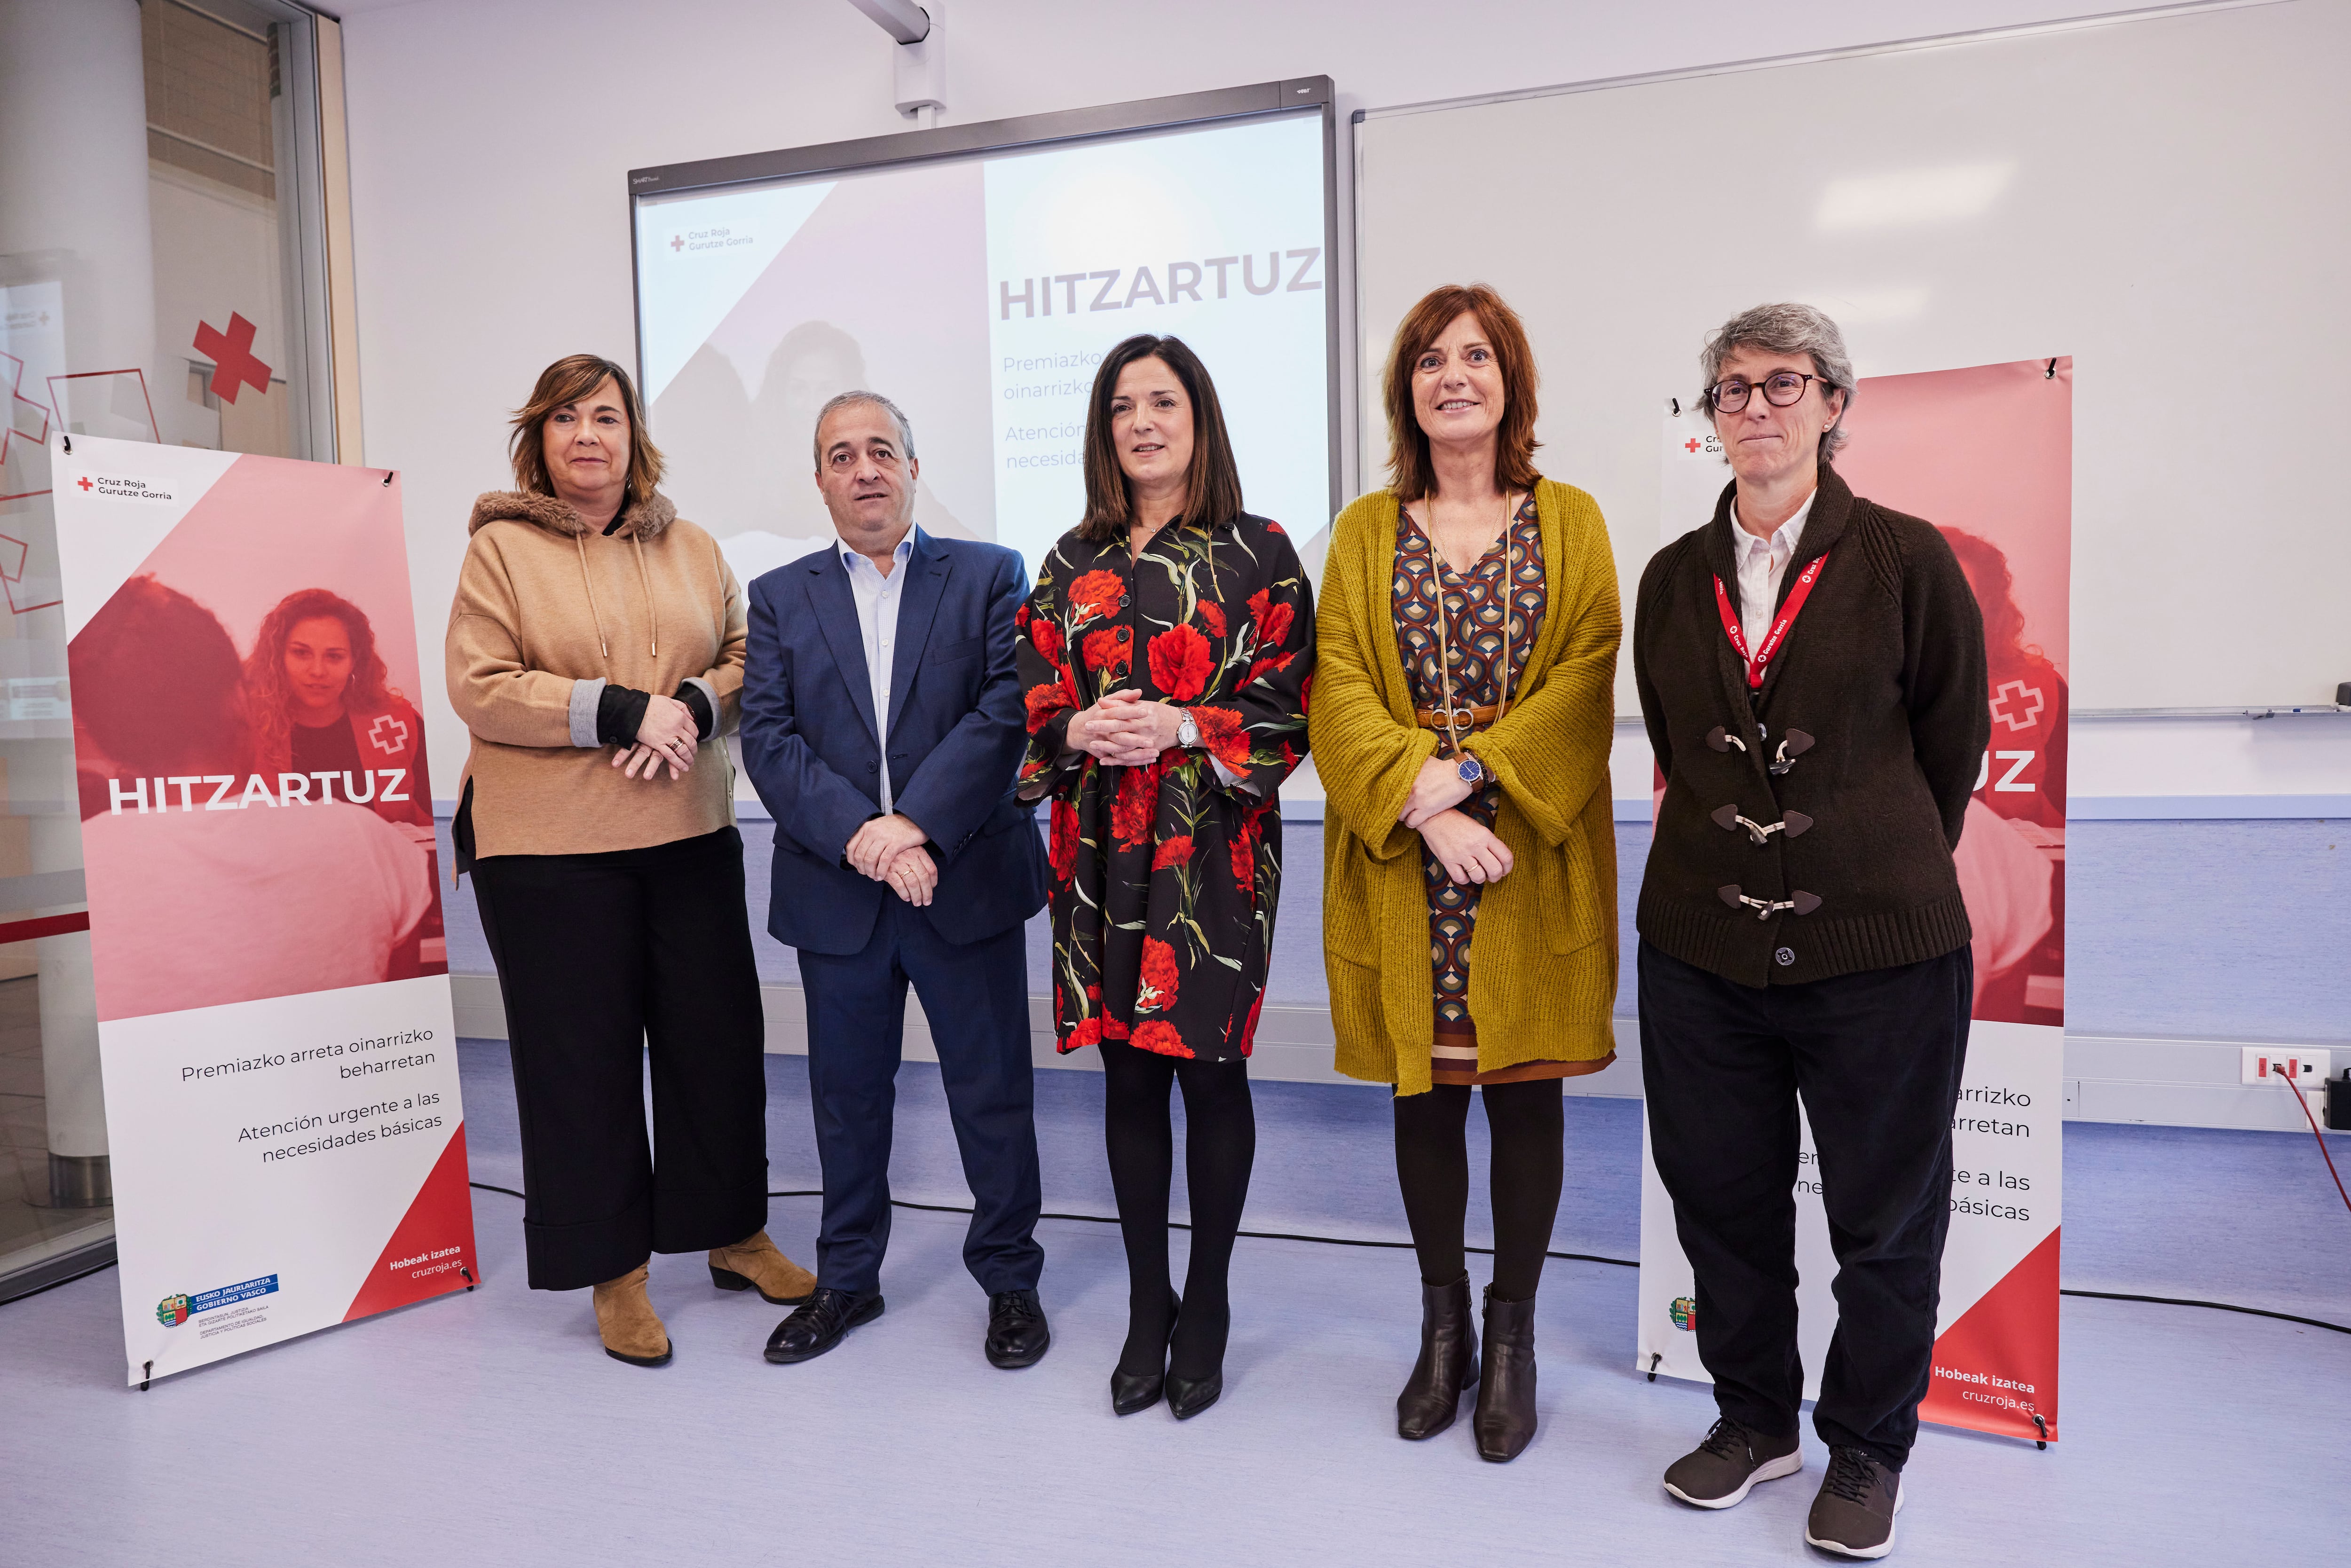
(634, 110, 1330, 587)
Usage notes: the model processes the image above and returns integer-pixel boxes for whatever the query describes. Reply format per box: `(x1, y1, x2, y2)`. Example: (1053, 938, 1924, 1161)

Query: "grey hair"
(1697, 303, 1855, 462)
(811, 390, 916, 470)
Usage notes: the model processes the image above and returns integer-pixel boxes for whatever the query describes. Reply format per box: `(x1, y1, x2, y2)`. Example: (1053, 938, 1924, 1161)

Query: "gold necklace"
(1425, 491, 1518, 759)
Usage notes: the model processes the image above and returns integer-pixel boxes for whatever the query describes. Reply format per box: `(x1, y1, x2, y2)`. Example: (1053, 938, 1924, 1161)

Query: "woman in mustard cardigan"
(1311, 284, 1620, 1462)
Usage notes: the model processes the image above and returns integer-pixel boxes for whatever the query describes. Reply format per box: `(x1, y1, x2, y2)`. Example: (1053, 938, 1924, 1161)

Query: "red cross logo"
(1684, 438, 1701, 453)
(192, 314, 271, 405)
(671, 235, 684, 252)
(367, 714, 410, 755)
(76, 476, 92, 491)
(1990, 679, 2045, 732)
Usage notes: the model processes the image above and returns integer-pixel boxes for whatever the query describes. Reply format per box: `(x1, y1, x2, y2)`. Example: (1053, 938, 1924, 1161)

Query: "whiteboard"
(1354, 0, 2351, 710)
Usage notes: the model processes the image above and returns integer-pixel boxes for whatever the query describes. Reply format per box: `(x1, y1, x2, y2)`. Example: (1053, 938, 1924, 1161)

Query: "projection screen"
(628, 78, 1340, 592)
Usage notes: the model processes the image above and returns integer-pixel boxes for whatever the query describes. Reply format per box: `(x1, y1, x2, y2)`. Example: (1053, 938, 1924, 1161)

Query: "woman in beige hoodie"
(448, 354, 808, 1366)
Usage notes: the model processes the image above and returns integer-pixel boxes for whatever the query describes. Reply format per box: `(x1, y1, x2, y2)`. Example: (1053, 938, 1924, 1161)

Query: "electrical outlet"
(2241, 1047, 2333, 1087)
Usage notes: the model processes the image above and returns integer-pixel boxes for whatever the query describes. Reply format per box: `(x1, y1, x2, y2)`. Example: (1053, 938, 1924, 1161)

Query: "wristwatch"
(1175, 708, 1200, 749)
(1455, 750, 1485, 785)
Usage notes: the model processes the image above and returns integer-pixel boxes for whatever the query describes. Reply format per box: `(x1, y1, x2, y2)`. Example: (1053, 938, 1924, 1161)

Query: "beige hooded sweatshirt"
(446, 490, 744, 861)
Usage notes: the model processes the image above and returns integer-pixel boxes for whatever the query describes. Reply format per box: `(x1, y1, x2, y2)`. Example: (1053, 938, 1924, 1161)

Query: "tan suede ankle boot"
(591, 1263, 671, 1366)
(709, 1229, 816, 1306)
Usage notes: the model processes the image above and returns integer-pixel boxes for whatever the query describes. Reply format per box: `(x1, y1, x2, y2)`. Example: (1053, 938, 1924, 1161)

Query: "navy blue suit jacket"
(741, 528, 1048, 956)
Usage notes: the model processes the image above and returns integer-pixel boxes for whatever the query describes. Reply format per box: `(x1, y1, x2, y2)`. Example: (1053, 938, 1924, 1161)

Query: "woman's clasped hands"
(1068, 687, 1183, 767)
(612, 693, 701, 781)
(1400, 753, 1513, 887)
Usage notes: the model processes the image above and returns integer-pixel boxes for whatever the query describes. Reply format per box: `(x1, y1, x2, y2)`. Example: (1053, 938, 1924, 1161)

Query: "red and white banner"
(54, 434, 476, 1385)
(1639, 359, 2070, 1444)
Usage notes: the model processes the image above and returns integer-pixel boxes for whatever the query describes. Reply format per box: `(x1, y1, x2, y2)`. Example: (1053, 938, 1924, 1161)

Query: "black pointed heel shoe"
(1396, 1272, 1479, 1441)
(1164, 1368, 1222, 1421)
(1473, 1286, 1538, 1463)
(1164, 1298, 1228, 1420)
(1110, 1291, 1180, 1416)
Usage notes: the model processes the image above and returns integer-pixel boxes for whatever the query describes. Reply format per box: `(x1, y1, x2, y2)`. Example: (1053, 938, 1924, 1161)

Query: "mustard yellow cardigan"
(1310, 479, 1622, 1095)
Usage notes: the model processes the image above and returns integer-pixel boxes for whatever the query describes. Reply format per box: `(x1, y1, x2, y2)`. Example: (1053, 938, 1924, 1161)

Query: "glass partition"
(0, 0, 340, 1301)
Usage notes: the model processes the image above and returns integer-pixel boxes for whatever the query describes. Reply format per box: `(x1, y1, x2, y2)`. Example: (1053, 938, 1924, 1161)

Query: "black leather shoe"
(1165, 1296, 1227, 1420)
(1110, 1291, 1180, 1416)
(763, 1286, 884, 1364)
(1397, 1272, 1479, 1441)
(1473, 1286, 1538, 1462)
(985, 1288, 1051, 1369)
(1165, 1367, 1222, 1421)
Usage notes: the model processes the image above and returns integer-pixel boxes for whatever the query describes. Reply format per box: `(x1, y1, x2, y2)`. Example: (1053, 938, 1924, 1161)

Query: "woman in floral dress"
(1016, 334, 1313, 1421)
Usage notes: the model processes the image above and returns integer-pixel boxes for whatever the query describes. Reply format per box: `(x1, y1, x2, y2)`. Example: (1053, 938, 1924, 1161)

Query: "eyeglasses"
(1707, 372, 1822, 413)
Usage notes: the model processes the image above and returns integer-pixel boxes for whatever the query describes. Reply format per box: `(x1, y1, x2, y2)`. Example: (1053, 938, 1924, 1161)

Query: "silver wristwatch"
(1175, 708, 1199, 749)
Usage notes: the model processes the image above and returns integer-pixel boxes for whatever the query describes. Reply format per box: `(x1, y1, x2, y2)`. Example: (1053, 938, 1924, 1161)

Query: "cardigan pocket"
(1538, 827, 1604, 954)
(1321, 827, 1382, 965)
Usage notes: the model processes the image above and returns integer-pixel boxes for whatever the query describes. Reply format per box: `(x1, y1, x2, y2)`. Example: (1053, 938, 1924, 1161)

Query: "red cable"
(2278, 1068, 2351, 1216)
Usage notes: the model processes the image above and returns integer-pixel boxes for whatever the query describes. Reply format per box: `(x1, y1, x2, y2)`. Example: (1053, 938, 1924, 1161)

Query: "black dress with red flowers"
(1017, 513, 1315, 1063)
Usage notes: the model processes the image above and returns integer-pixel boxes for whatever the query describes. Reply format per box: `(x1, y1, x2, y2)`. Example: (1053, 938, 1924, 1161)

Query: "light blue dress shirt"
(840, 530, 915, 812)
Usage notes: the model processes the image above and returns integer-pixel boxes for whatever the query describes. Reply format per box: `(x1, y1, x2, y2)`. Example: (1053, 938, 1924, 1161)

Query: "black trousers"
(795, 897, 1042, 1298)
(473, 827, 769, 1291)
(1638, 938, 1971, 1470)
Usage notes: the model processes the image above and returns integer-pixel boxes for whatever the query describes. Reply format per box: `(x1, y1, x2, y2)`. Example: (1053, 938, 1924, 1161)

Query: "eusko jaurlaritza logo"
(1669, 1295, 1697, 1332)
(154, 1273, 279, 1329)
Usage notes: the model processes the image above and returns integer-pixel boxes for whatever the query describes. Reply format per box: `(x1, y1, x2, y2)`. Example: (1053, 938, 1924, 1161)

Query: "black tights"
(1393, 1080, 1564, 1302)
(1099, 1037, 1255, 1380)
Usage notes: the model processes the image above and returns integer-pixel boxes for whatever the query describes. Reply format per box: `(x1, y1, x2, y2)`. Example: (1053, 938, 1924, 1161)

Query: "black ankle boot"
(1473, 1286, 1538, 1462)
(1110, 1290, 1180, 1416)
(1396, 1272, 1479, 1441)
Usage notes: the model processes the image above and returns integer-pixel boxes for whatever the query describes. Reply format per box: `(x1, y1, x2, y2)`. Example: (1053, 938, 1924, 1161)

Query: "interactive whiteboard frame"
(625, 77, 1345, 529)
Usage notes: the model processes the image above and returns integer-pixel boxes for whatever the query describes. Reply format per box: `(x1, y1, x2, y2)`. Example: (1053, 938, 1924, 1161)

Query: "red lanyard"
(1713, 551, 1829, 690)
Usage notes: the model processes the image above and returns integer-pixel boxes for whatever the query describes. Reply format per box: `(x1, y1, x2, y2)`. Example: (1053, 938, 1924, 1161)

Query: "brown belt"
(1414, 702, 1503, 731)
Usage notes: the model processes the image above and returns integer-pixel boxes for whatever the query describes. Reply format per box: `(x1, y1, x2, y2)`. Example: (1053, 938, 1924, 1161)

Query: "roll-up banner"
(1640, 359, 2070, 1444)
(52, 435, 477, 1386)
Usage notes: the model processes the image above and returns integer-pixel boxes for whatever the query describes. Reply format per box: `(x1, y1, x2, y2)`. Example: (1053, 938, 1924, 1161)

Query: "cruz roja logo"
(76, 474, 176, 502)
(156, 1293, 191, 1327)
(1669, 1296, 1697, 1332)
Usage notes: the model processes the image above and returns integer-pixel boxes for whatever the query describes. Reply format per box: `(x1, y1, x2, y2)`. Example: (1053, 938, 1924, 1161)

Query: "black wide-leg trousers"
(473, 826, 770, 1291)
(1638, 938, 1971, 1470)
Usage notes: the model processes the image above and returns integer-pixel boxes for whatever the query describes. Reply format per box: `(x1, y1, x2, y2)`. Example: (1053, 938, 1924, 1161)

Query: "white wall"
(338, 0, 2346, 803)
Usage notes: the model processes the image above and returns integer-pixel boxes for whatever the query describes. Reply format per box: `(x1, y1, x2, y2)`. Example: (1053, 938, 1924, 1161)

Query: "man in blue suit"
(740, 391, 1050, 1369)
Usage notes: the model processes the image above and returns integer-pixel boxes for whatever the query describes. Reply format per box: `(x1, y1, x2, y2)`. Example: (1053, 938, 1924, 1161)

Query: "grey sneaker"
(1662, 1416, 1803, 1508)
(1805, 1446, 1905, 1559)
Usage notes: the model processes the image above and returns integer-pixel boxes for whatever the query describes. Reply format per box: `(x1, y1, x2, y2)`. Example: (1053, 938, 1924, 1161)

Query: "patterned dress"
(1396, 494, 1609, 1086)
(1018, 513, 1314, 1062)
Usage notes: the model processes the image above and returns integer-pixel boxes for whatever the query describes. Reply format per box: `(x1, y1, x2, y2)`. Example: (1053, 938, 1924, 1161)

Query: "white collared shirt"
(1728, 489, 1817, 657)
(840, 530, 915, 811)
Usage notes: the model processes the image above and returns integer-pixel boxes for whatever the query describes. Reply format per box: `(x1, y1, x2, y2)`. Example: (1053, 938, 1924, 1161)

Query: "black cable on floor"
(465, 1182, 2351, 1335)
(2053, 1287, 2349, 1336)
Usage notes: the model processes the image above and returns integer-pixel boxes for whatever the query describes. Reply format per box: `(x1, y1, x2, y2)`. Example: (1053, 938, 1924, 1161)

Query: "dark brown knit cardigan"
(1633, 465, 1990, 987)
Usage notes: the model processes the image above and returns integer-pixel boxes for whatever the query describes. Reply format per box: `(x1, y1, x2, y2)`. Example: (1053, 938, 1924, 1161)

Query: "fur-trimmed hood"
(468, 489, 678, 542)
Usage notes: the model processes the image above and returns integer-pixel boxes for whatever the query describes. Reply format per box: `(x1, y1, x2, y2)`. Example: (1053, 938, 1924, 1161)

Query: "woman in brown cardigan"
(448, 354, 812, 1367)
(1311, 285, 1619, 1462)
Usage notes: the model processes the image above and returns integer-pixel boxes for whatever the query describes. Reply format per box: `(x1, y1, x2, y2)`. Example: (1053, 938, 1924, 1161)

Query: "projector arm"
(844, 0, 946, 119)
(845, 0, 931, 45)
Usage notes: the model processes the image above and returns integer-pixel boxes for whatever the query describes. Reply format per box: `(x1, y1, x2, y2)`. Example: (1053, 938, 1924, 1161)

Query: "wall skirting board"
(445, 974, 2341, 1137)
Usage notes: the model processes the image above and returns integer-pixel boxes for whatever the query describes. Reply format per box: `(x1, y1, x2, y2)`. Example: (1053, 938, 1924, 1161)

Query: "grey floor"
(1, 1039, 2344, 1566)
